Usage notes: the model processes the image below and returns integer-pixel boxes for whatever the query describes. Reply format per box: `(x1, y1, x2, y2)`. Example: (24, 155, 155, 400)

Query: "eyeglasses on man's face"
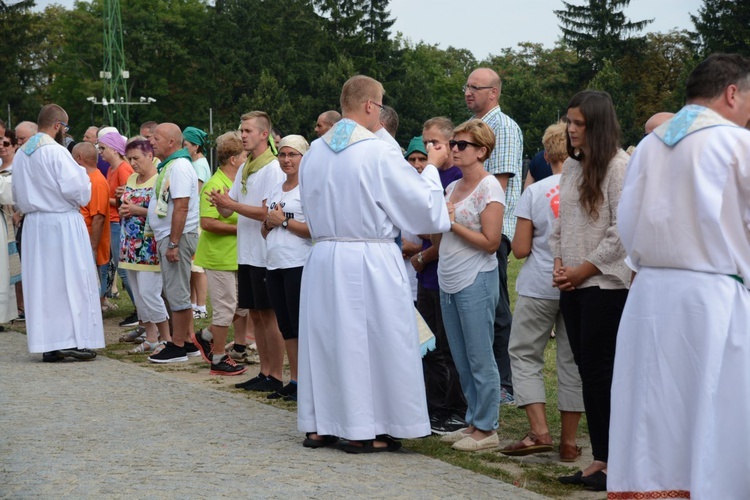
(58, 121, 70, 132)
(462, 84, 494, 93)
(369, 99, 384, 110)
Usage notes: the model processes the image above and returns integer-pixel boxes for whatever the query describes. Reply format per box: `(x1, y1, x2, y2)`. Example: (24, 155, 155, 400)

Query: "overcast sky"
(34, 0, 702, 60)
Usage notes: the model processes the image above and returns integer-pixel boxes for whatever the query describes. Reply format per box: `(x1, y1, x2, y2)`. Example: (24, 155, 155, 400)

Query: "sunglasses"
(1, 141, 11, 147)
(449, 140, 481, 151)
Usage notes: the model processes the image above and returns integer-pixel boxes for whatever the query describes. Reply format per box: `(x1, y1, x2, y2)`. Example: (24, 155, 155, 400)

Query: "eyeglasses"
(462, 85, 494, 93)
(1, 141, 11, 147)
(449, 140, 481, 151)
(277, 152, 302, 160)
(58, 121, 70, 132)
(369, 100, 384, 110)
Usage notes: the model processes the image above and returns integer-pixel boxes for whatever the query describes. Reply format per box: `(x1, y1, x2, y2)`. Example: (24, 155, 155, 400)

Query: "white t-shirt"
(264, 183, 312, 270)
(192, 157, 211, 184)
(229, 159, 284, 266)
(148, 157, 200, 242)
(514, 173, 561, 300)
(438, 175, 504, 294)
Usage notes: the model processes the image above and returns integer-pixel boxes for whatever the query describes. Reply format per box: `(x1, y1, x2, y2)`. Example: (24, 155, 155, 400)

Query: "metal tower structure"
(101, 0, 130, 135)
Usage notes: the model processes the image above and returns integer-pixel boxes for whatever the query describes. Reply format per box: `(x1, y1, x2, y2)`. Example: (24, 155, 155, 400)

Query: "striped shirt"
(478, 105, 523, 239)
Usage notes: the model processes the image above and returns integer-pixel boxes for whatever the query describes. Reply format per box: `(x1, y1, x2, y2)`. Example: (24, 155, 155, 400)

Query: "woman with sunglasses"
(551, 90, 630, 492)
(437, 119, 505, 452)
(0, 130, 19, 323)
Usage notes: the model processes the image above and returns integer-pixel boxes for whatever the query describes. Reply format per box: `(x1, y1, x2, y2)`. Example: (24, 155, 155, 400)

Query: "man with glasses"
(295, 75, 450, 452)
(464, 67, 523, 406)
(13, 104, 104, 362)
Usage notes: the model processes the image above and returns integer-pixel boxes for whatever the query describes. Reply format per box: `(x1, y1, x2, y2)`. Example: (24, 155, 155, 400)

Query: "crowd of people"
(3, 52, 748, 498)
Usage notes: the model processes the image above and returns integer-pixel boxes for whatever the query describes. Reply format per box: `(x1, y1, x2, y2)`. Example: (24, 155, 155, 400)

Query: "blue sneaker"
(500, 388, 516, 406)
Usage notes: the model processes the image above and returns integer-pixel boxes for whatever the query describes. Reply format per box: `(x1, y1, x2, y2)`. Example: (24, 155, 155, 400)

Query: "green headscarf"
(183, 126, 208, 151)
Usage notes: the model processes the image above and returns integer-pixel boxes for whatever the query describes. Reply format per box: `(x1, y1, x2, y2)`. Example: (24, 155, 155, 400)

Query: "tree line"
(1, 0, 745, 158)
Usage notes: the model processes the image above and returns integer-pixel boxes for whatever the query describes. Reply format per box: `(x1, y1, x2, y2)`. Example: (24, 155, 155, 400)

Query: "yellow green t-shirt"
(194, 169, 239, 270)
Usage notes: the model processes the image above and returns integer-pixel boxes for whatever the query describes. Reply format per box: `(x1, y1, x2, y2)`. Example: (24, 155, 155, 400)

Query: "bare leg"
(560, 410, 582, 448)
(156, 319, 171, 343)
(171, 309, 193, 346)
(233, 313, 249, 346)
(285, 338, 298, 381)
(143, 322, 159, 343)
(251, 308, 285, 380)
(209, 324, 229, 357)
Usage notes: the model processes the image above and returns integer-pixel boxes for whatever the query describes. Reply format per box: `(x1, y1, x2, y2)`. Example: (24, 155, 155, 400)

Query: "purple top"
(419, 165, 463, 290)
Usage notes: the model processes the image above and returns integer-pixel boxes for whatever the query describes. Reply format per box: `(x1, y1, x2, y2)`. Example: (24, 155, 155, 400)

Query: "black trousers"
(560, 286, 628, 463)
(418, 284, 467, 415)
(492, 235, 513, 393)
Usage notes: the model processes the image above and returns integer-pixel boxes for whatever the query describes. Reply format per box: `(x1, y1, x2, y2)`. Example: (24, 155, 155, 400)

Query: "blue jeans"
(98, 264, 109, 298)
(110, 221, 134, 305)
(440, 270, 501, 432)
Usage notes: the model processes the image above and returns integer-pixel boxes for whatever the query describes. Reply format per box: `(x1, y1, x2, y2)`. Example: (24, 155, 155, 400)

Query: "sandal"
(303, 433, 339, 449)
(342, 435, 402, 454)
(128, 341, 164, 354)
(500, 431, 554, 456)
(102, 303, 119, 312)
(119, 327, 146, 343)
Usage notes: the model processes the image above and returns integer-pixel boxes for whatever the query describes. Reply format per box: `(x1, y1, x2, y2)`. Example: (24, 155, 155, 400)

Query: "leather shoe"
(581, 470, 607, 491)
(59, 348, 97, 361)
(558, 470, 584, 485)
(42, 350, 64, 363)
(559, 443, 583, 462)
(500, 431, 554, 456)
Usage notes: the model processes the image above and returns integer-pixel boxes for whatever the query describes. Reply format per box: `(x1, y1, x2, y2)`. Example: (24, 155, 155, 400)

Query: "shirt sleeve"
(486, 123, 523, 177)
(200, 178, 220, 219)
(514, 187, 532, 220)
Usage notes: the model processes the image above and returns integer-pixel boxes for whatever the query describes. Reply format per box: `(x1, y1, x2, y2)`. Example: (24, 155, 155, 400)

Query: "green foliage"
(691, 0, 750, 56)
(3, 0, 701, 162)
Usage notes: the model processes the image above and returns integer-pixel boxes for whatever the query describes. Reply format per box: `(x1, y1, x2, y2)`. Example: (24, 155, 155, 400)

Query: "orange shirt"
(106, 160, 134, 222)
(81, 169, 112, 266)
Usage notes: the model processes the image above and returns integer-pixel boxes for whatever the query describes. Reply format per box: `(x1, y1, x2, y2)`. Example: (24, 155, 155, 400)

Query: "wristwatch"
(417, 252, 424, 265)
(281, 217, 290, 229)
(167, 241, 179, 249)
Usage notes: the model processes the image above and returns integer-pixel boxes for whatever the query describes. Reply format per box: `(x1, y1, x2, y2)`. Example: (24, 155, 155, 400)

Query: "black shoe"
(558, 470, 585, 485)
(148, 342, 188, 363)
(119, 312, 139, 328)
(42, 350, 64, 363)
(59, 348, 97, 361)
(209, 355, 248, 376)
(235, 373, 267, 389)
(247, 376, 283, 392)
(184, 341, 201, 358)
(192, 329, 213, 363)
(430, 411, 467, 435)
(581, 471, 607, 491)
(268, 382, 297, 400)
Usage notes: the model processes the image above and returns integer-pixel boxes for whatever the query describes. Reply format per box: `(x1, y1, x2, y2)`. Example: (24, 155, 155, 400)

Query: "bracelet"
(450, 221, 457, 231)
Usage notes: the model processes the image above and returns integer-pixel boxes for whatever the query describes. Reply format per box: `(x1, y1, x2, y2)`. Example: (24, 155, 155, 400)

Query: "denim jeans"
(98, 263, 109, 298)
(110, 221, 134, 305)
(440, 269, 501, 432)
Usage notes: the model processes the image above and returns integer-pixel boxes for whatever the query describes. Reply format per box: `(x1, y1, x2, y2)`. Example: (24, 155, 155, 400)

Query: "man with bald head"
(73, 142, 111, 304)
(145, 123, 201, 363)
(464, 67, 523, 405)
(15, 121, 38, 146)
(644, 112, 675, 135)
(13, 104, 104, 362)
(297, 75, 450, 451)
(314, 110, 341, 137)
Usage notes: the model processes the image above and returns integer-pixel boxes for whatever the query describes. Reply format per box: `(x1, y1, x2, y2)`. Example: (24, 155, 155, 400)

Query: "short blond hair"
(216, 131, 244, 165)
(423, 117, 454, 140)
(542, 121, 569, 164)
(453, 119, 495, 162)
(240, 111, 272, 133)
(340, 75, 385, 114)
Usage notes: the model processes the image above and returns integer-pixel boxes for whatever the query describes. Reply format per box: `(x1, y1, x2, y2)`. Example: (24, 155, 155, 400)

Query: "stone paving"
(0, 331, 547, 499)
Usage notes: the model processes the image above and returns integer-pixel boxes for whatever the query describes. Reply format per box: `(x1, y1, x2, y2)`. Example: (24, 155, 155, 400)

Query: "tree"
(691, 0, 750, 56)
(555, 0, 652, 82)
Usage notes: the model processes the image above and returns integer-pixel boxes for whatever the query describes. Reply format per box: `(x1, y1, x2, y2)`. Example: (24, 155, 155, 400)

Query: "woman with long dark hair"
(550, 90, 630, 491)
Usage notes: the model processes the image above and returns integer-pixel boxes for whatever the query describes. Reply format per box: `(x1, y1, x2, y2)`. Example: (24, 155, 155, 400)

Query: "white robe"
(609, 111, 750, 499)
(0, 175, 17, 323)
(297, 121, 450, 440)
(13, 134, 104, 352)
